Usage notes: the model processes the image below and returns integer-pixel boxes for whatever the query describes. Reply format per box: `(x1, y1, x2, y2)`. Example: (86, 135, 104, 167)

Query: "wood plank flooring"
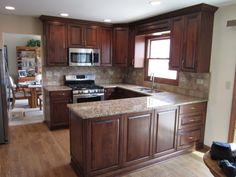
(0, 123, 213, 177)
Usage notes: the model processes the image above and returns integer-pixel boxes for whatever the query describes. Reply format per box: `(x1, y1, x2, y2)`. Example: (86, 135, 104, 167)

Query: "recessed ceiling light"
(104, 19, 111, 23)
(5, 6, 15, 10)
(149, 0, 161, 6)
(60, 13, 69, 17)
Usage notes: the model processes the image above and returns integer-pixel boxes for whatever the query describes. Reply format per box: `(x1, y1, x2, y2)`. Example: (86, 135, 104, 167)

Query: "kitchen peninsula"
(68, 85, 207, 177)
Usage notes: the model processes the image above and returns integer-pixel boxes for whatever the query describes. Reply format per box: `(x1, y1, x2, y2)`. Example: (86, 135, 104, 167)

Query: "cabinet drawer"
(177, 129, 201, 150)
(180, 102, 205, 114)
(179, 113, 203, 129)
(50, 91, 71, 98)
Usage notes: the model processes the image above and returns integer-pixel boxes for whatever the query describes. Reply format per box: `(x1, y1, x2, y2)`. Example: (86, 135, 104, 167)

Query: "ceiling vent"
(227, 20, 236, 27)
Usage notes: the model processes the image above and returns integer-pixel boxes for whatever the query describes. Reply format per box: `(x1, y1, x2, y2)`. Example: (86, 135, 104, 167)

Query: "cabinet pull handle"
(190, 107, 196, 110)
(189, 119, 195, 122)
(188, 136, 194, 140)
(181, 60, 184, 68)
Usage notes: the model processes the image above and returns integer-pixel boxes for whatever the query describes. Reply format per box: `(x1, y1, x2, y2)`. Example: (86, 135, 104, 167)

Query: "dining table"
(18, 81, 42, 108)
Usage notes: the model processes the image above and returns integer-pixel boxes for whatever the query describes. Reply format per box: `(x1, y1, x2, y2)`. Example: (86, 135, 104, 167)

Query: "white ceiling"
(0, 0, 235, 23)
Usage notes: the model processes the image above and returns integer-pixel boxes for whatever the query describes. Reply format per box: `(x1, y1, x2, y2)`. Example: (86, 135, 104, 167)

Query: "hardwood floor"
(0, 123, 213, 177)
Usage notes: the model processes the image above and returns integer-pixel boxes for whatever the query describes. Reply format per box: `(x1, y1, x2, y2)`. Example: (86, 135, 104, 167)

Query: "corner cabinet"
(43, 21, 68, 66)
(44, 89, 72, 130)
(100, 27, 112, 66)
(169, 11, 216, 72)
(112, 27, 129, 67)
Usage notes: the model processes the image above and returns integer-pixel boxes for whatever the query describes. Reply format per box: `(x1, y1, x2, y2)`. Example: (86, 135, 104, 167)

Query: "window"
(145, 35, 178, 85)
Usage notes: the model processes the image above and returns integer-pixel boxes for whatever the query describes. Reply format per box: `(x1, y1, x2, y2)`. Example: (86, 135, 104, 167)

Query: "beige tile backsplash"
(43, 66, 126, 86)
(43, 66, 210, 99)
(125, 67, 210, 99)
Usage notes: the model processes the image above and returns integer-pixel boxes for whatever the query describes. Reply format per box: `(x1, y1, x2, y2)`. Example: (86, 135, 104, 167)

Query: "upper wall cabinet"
(43, 21, 68, 66)
(113, 27, 129, 67)
(100, 27, 113, 66)
(169, 11, 216, 73)
(135, 19, 170, 35)
(68, 24, 100, 48)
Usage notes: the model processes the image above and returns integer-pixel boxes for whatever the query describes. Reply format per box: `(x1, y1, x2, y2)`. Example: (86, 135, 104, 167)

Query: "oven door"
(73, 93, 104, 103)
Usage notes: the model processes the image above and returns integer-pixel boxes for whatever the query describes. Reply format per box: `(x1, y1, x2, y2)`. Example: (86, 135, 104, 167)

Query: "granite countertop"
(68, 90, 207, 119)
(43, 85, 72, 91)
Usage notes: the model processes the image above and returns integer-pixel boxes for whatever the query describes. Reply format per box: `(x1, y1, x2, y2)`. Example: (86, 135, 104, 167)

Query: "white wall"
(3, 33, 41, 81)
(0, 14, 42, 48)
(205, 4, 236, 146)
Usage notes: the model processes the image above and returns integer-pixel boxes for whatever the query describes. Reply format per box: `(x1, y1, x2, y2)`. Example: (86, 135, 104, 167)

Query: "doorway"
(3, 33, 43, 126)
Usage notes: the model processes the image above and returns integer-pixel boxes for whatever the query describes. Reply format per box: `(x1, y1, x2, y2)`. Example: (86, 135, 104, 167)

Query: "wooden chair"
(9, 76, 31, 109)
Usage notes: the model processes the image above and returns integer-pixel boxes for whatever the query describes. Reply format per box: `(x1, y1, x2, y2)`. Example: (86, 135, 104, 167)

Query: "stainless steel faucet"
(150, 73, 155, 90)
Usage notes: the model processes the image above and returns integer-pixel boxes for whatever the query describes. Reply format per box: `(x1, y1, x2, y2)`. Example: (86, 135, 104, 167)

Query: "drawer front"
(50, 91, 72, 98)
(179, 113, 204, 129)
(180, 102, 205, 115)
(177, 129, 201, 150)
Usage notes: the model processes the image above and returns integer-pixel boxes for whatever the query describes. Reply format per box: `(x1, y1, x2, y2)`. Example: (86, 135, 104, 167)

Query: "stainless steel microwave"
(69, 48, 100, 66)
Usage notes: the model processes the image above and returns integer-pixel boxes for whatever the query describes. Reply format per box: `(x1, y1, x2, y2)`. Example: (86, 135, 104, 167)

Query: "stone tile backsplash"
(43, 66, 210, 99)
(124, 67, 210, 99)
(43, 66, 126, 86)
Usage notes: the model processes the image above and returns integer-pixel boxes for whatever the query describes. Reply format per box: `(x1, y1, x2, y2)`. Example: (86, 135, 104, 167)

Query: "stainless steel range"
(65, 74, 104, 103)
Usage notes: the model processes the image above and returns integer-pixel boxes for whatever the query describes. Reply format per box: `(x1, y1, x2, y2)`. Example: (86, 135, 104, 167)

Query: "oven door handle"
(73, 94, 104, 99)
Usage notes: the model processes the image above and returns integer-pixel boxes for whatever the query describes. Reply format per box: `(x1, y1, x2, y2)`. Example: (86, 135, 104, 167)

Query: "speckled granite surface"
(68, 91, 207, 119)
(43, 85, 72, 91)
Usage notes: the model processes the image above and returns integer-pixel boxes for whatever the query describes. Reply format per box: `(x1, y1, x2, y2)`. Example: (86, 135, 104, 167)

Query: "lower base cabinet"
(124, 112, 153, 165)
(153, 107, 178, 157)
(70, 102, 206, 177)
(44, 89, 72, 130)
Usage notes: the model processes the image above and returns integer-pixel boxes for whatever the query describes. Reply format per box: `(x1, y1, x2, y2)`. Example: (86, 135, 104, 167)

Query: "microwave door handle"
(91, 52, 94, 65)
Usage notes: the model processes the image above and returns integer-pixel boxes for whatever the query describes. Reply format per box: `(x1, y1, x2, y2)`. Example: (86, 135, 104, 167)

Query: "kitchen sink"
(136, 87, 161, 94)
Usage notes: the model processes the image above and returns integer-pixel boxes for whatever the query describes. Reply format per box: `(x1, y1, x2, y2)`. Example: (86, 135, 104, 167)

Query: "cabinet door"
(45, 22, 67, 66)
(113, 27, 129, 66)
(68, 24, 84, 47)
(50, 98, 70, 126)
(153, 108, 177, 157)
(84, 26, 100, 48)
(182, 13, 200, 72)
(100, 27, 112, 66)
(124, 112, 153, 165)
(169, 16, 184, 70)
(90, 117, 121, 172)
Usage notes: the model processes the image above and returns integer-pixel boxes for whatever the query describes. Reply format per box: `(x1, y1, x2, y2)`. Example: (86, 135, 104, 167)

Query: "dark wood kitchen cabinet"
(169, 11, 216, 72)
(177, 102, 207, 150)
(123, 111, 153, 165)
(68, 24, 100, 48)
(100, 27, 112, 66)
(113, 27, 129, 66)
(43, 21, 68, 66)
(90, 116, 122, 172)
(104, 87, 147, 100)
(153, 107, 178, 157)
(70, 101, 207, 177)
(44, 89, 72, 130)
